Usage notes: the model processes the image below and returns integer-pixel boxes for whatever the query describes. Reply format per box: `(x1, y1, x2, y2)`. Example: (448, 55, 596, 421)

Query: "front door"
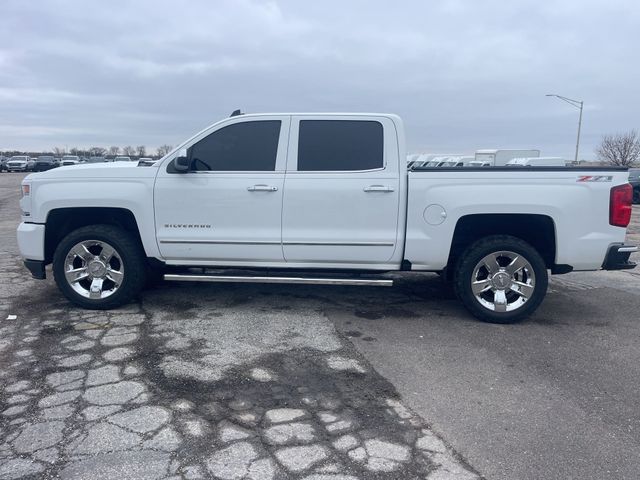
(154, 116, 290, 264)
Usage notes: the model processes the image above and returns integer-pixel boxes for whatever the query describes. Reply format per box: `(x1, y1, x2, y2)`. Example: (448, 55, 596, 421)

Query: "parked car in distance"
(114, 156, 132, 162)
(467, 160, 492, 167)
(629, 168, 640, 204)
(6, 156, 30, 172)
(86, 157, 107, 163)
(61, 155, 81, 166)
(137, 157, 156, 166)
(0, 156, 8, 172)
(33, 156, 58, 172)
(506, 157, 566, 167)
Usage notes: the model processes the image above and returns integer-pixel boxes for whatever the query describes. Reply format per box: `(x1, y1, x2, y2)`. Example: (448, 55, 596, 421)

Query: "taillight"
(610, 183, 633, 227)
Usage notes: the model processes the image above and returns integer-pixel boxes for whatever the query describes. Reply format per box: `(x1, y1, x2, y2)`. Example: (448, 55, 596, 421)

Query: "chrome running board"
(163, 273, 393, 287)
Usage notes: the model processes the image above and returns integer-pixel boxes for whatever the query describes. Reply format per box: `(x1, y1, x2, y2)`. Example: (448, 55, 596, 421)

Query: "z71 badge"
(577, 175, 613, 182)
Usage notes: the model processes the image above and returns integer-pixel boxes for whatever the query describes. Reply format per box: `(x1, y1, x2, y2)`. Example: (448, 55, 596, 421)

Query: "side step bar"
(164, 273, 393, 287)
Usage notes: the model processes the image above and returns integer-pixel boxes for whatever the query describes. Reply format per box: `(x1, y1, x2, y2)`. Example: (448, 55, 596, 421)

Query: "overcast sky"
(1, 0, 639, 158)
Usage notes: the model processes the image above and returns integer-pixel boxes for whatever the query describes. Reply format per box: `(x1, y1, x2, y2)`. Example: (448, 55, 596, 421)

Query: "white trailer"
(475, 149, 540, 167)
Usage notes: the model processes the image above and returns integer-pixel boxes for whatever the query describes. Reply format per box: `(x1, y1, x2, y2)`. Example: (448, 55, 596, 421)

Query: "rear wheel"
(453, 235, 548, 323)
(53, 225, 146, 309)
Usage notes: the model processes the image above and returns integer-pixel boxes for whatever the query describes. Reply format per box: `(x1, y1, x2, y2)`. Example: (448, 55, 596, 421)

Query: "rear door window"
(297, 120, 383, 171)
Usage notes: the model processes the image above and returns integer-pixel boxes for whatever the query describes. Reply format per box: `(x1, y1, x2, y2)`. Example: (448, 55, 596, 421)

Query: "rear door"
(282, 116, 401, 265)
(154, 116, 289, 264)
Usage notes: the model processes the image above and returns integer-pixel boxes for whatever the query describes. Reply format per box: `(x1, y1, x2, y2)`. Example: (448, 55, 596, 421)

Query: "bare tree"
(89, 146, 107, 157)
(122, 146, 136, 156)
(596, 130, 640, 167)
(109, 146, 120, 156)
(53, 146, 66, 156)
(136, 145, 146, 157)
(156, 144, 173, 157)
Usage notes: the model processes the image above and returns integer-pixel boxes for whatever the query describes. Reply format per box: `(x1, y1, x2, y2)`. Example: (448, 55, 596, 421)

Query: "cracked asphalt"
(2, 172, 640, 480)
(0, 173, 478, 479)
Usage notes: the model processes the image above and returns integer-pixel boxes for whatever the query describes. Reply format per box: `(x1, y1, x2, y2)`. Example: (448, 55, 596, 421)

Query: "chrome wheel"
(471, 250, 535, 313)
(64, 240, 124, 299)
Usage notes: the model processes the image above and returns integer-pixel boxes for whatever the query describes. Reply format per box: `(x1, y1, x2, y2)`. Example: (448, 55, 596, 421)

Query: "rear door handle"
(247, 184, 278, 192)
(363, 185, 395, 192)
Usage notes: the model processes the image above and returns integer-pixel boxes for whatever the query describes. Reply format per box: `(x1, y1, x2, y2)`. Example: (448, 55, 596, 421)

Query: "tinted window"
(188, 120, 281, 172)
(297, 120, 383, 171)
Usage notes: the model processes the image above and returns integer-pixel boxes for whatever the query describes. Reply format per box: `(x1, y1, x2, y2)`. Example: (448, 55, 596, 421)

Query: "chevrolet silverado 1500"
(17, 113, 637, 323)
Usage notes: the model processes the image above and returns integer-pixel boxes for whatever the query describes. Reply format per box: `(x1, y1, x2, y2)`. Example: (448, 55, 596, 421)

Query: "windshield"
(37, 156, 55, 162)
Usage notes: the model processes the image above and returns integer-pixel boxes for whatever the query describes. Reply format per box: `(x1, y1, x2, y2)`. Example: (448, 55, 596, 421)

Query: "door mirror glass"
(173, 148, 189, 172)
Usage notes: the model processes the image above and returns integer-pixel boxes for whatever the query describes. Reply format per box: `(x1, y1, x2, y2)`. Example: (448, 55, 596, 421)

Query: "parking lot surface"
(0, 174, 476, 479)
(1, 172, 639, 480)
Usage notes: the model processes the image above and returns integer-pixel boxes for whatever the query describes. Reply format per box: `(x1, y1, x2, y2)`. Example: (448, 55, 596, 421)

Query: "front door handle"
(247, 184, 278, 192)
(363, 185, 395, 193)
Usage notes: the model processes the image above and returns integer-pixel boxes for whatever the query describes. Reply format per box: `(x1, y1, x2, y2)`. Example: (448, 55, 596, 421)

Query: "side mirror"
(173, 148, 190, 172)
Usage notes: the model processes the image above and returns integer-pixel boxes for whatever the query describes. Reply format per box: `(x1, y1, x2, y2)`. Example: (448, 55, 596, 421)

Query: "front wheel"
(453, 235, 548, 324)
(53, 225, 147, 309)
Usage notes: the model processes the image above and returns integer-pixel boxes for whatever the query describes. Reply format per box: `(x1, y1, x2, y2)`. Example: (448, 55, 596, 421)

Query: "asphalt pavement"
(1, 171, 639, 480)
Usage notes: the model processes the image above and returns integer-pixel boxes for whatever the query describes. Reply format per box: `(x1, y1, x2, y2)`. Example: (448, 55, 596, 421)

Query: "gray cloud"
(1, 0, 638, 158)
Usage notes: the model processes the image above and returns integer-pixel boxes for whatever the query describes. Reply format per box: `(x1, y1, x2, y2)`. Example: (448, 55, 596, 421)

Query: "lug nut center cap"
(88, 260, 107, 278)
(492, 271, 511, 289)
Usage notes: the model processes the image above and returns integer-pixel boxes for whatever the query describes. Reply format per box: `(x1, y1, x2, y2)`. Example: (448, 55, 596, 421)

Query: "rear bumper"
(602, 243, 638, 270)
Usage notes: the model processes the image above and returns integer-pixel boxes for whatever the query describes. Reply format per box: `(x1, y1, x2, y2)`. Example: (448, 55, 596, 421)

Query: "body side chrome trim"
(160, 240, 280, 245)
(159, 240, 394, 247)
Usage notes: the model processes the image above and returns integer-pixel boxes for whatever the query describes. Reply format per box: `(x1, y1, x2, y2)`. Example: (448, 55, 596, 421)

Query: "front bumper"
(602, 243, 638, 270)
(17, 222, 45, 261)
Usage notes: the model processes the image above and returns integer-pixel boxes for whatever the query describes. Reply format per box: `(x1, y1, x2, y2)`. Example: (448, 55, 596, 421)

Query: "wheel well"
(448, 214, 556, 269)
(44, 207, 144, 263)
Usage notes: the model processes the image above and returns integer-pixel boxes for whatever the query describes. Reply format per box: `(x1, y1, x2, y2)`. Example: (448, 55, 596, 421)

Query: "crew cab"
(17, 113, 637, 323)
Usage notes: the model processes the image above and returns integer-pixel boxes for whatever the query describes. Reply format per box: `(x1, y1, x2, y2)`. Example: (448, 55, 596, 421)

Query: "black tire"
(53, 225, 147, 309)
(453, 235, 548, 324)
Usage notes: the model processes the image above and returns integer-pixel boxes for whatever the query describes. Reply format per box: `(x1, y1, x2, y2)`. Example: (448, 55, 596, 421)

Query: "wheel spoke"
(106, 268, 124, 285)
(482, 253, 501, 274)
(511, 280, 535, 299)
(99, 243, 116, 263)
(505, 255, 528, 276)
(493, 290, 507, 312)
(70, 243, 93, 262)
(472, 278, 492, 295)
(65, 267, 89, 284)
(89, 278, 104, 299)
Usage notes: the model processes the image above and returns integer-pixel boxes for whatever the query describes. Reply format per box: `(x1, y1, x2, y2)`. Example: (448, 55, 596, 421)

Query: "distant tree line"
(3, 145, 174, 159)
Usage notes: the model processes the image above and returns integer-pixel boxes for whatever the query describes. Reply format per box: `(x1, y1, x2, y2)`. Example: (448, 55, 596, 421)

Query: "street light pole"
(546, 94, 584, 163)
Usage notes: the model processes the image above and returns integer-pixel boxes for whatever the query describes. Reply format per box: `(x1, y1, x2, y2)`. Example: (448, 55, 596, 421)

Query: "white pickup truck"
(17, 112, 637, 323)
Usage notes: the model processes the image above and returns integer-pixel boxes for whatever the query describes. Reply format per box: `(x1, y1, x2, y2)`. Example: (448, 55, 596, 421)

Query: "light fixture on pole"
(546, 94, 584, 163)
